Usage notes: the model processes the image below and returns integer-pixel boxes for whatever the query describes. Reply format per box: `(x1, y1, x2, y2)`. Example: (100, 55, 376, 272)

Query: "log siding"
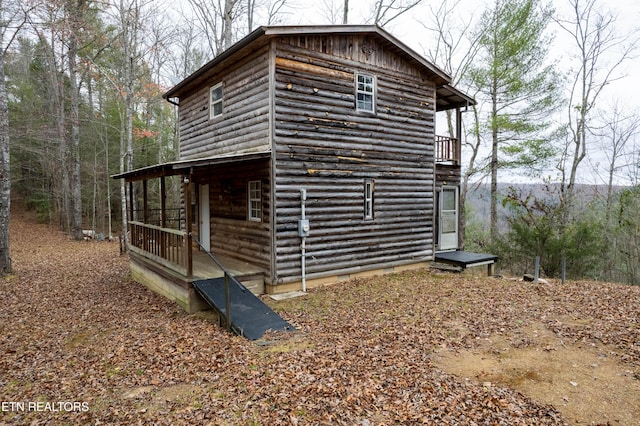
(178, 44, 272, 159)
(271, 35, 436, 285)
(193, 160, 271, 271)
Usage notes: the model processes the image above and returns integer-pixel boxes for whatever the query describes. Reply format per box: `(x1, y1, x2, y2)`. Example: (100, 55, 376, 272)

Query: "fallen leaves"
(1, 213, 639, 424)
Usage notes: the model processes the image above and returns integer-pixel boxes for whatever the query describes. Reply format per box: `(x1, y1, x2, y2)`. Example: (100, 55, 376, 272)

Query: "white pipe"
(300, 189, 307, 292)
(301, 238, 306, 292)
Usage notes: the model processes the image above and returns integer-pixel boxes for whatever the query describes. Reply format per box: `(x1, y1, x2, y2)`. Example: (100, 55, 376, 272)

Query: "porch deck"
(434, 251, 498, 276)
(191, 250, 265, 281)
(129, 245, 267, 314)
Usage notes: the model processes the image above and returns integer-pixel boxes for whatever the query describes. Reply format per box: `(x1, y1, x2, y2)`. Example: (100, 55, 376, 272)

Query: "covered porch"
(113, 152, 271, 312)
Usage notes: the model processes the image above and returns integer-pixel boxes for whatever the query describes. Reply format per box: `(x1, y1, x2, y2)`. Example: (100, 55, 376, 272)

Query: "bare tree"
(319, 0, 343, 24)
(343, 0, 348, 24)
(187, 0, 242, 56)
(371, 0, 423, 27)
(555, 0, 639, 207)
(592, 103, 640, 221)
(0, 0, 30, 274)
(66, 0, 89, 240)
(28, 1, 77, 234)
(263, 0, 291, 25)
(99, 0, 161, 247)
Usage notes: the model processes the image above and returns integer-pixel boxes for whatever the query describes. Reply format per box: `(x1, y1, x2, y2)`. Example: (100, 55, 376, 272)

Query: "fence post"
(561, 256, 566, 284)
(534, 256, 540, 285)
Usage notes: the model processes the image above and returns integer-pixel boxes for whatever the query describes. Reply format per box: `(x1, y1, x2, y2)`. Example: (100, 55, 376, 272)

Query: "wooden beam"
(143, 179, 149, 224)
(160, 176, 167, 228)
(184, 175, 193, 277)
(128, 181, 134, 221)
(275, 57, 353, 80)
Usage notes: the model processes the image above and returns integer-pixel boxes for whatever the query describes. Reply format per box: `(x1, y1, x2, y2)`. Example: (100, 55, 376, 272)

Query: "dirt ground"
(1, 210, 639, 424)
(433, 319, 640, 425)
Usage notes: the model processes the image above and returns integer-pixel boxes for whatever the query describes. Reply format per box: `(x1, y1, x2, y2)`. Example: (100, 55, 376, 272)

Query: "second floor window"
(210, 83, 223, 119)
(356, 73, 375, 113)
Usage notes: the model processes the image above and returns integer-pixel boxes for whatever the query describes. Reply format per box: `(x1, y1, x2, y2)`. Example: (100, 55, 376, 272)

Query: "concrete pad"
(269, 291, 308, 301)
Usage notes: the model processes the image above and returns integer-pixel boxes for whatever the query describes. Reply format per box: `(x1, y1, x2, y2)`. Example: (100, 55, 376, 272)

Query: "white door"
(199, 184, 210, 251)
(439, 187, 458, 250)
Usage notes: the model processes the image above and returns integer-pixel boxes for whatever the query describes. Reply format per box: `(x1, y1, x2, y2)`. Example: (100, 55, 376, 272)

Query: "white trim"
(209, 83, 223, 119)
(439, 186, 458, 250)
(355, 73, 375, 113)
(364, 179, 374, 220)
(248, 180, 262, 222)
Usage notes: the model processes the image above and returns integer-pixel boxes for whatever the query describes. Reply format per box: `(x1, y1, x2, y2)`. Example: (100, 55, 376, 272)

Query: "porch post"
(455, 107, 462, 165)
(183, 175, 193, 277)
(456, 106, 463, 249)
(128, 181, 134, 221)
(160, 176, 167, 259)
(160, 176, 167, 228)
(143, 179, 149, 223)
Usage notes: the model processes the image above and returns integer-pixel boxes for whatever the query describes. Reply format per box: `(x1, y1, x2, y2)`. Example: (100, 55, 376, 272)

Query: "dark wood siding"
(435, 164, 462, 190)
(272, 35, 436, 284)
(193, 160, 271, 270)
(178, 44, 271, 159)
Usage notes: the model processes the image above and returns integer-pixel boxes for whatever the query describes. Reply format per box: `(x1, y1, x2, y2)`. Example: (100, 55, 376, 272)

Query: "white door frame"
(199, 184, 210, 251)
(439, 186, 459, 251)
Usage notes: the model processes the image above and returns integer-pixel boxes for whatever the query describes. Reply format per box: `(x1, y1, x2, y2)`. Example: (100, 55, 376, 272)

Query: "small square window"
(248, 181, 262, 222)
(364, 179, 374, 220)
(210, 83, 223, 119)
(356, 74, 375, 113)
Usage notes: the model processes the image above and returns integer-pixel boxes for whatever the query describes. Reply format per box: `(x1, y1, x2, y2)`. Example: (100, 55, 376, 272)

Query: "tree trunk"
(490, 90, 499, 242)
(0, 48, 12, 274)
(48, 37, 71, 233)
(67, 0, 85, 240)
(343, 0, 349, 24)
(223, 0, 234, 50)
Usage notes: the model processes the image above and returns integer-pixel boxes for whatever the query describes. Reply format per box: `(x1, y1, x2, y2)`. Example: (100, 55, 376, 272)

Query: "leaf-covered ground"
(1, 213, 639, 425)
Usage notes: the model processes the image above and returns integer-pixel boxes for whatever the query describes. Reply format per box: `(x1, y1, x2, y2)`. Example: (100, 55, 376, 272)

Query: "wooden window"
(356, 73, 375, 113)
(364, 179, 374, 220)
(209, 83, 223, 119)
(248, 180, 262, 222)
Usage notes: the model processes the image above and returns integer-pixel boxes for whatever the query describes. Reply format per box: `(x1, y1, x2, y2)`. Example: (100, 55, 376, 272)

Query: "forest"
(0, 0, 638, 283)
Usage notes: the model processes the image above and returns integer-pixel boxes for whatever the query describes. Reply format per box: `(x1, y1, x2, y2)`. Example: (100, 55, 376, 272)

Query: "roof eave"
(163, 25, 453, 101)
(162, 26, 268, 100)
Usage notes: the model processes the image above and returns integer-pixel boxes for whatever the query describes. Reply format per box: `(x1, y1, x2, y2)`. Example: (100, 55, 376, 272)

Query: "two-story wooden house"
(115, 25, 475, 313)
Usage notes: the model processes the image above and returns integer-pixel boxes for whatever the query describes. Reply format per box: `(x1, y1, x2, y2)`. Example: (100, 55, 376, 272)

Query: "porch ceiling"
(436, 84, 476, 111)
(112, 151, 271, 182)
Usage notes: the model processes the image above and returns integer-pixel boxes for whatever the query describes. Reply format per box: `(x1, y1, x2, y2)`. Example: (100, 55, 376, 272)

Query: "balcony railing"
(128, 220, 191, 276)
(436, 136, 459, 165)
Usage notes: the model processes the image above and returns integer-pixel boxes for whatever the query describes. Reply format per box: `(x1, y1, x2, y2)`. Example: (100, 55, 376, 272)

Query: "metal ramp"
(192, 277, 295, 340)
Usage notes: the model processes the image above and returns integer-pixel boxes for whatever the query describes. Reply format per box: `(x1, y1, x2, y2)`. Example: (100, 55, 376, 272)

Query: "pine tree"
(470, 0, 562, 241)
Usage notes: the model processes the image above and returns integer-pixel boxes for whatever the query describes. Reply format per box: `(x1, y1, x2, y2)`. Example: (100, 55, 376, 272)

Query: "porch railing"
(128, 220, 191, 276)
(436, 135, 459, 165)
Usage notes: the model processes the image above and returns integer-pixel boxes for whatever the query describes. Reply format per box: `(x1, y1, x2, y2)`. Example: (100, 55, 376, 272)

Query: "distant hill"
(464, 182, 627, 225)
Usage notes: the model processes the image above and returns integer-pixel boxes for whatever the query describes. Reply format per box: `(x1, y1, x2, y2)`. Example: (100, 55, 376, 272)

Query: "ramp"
(193, 277, 295, 340)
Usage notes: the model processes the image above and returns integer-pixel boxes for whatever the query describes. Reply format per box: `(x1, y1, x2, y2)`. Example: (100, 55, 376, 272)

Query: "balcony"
(435, 136, 459, 165)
